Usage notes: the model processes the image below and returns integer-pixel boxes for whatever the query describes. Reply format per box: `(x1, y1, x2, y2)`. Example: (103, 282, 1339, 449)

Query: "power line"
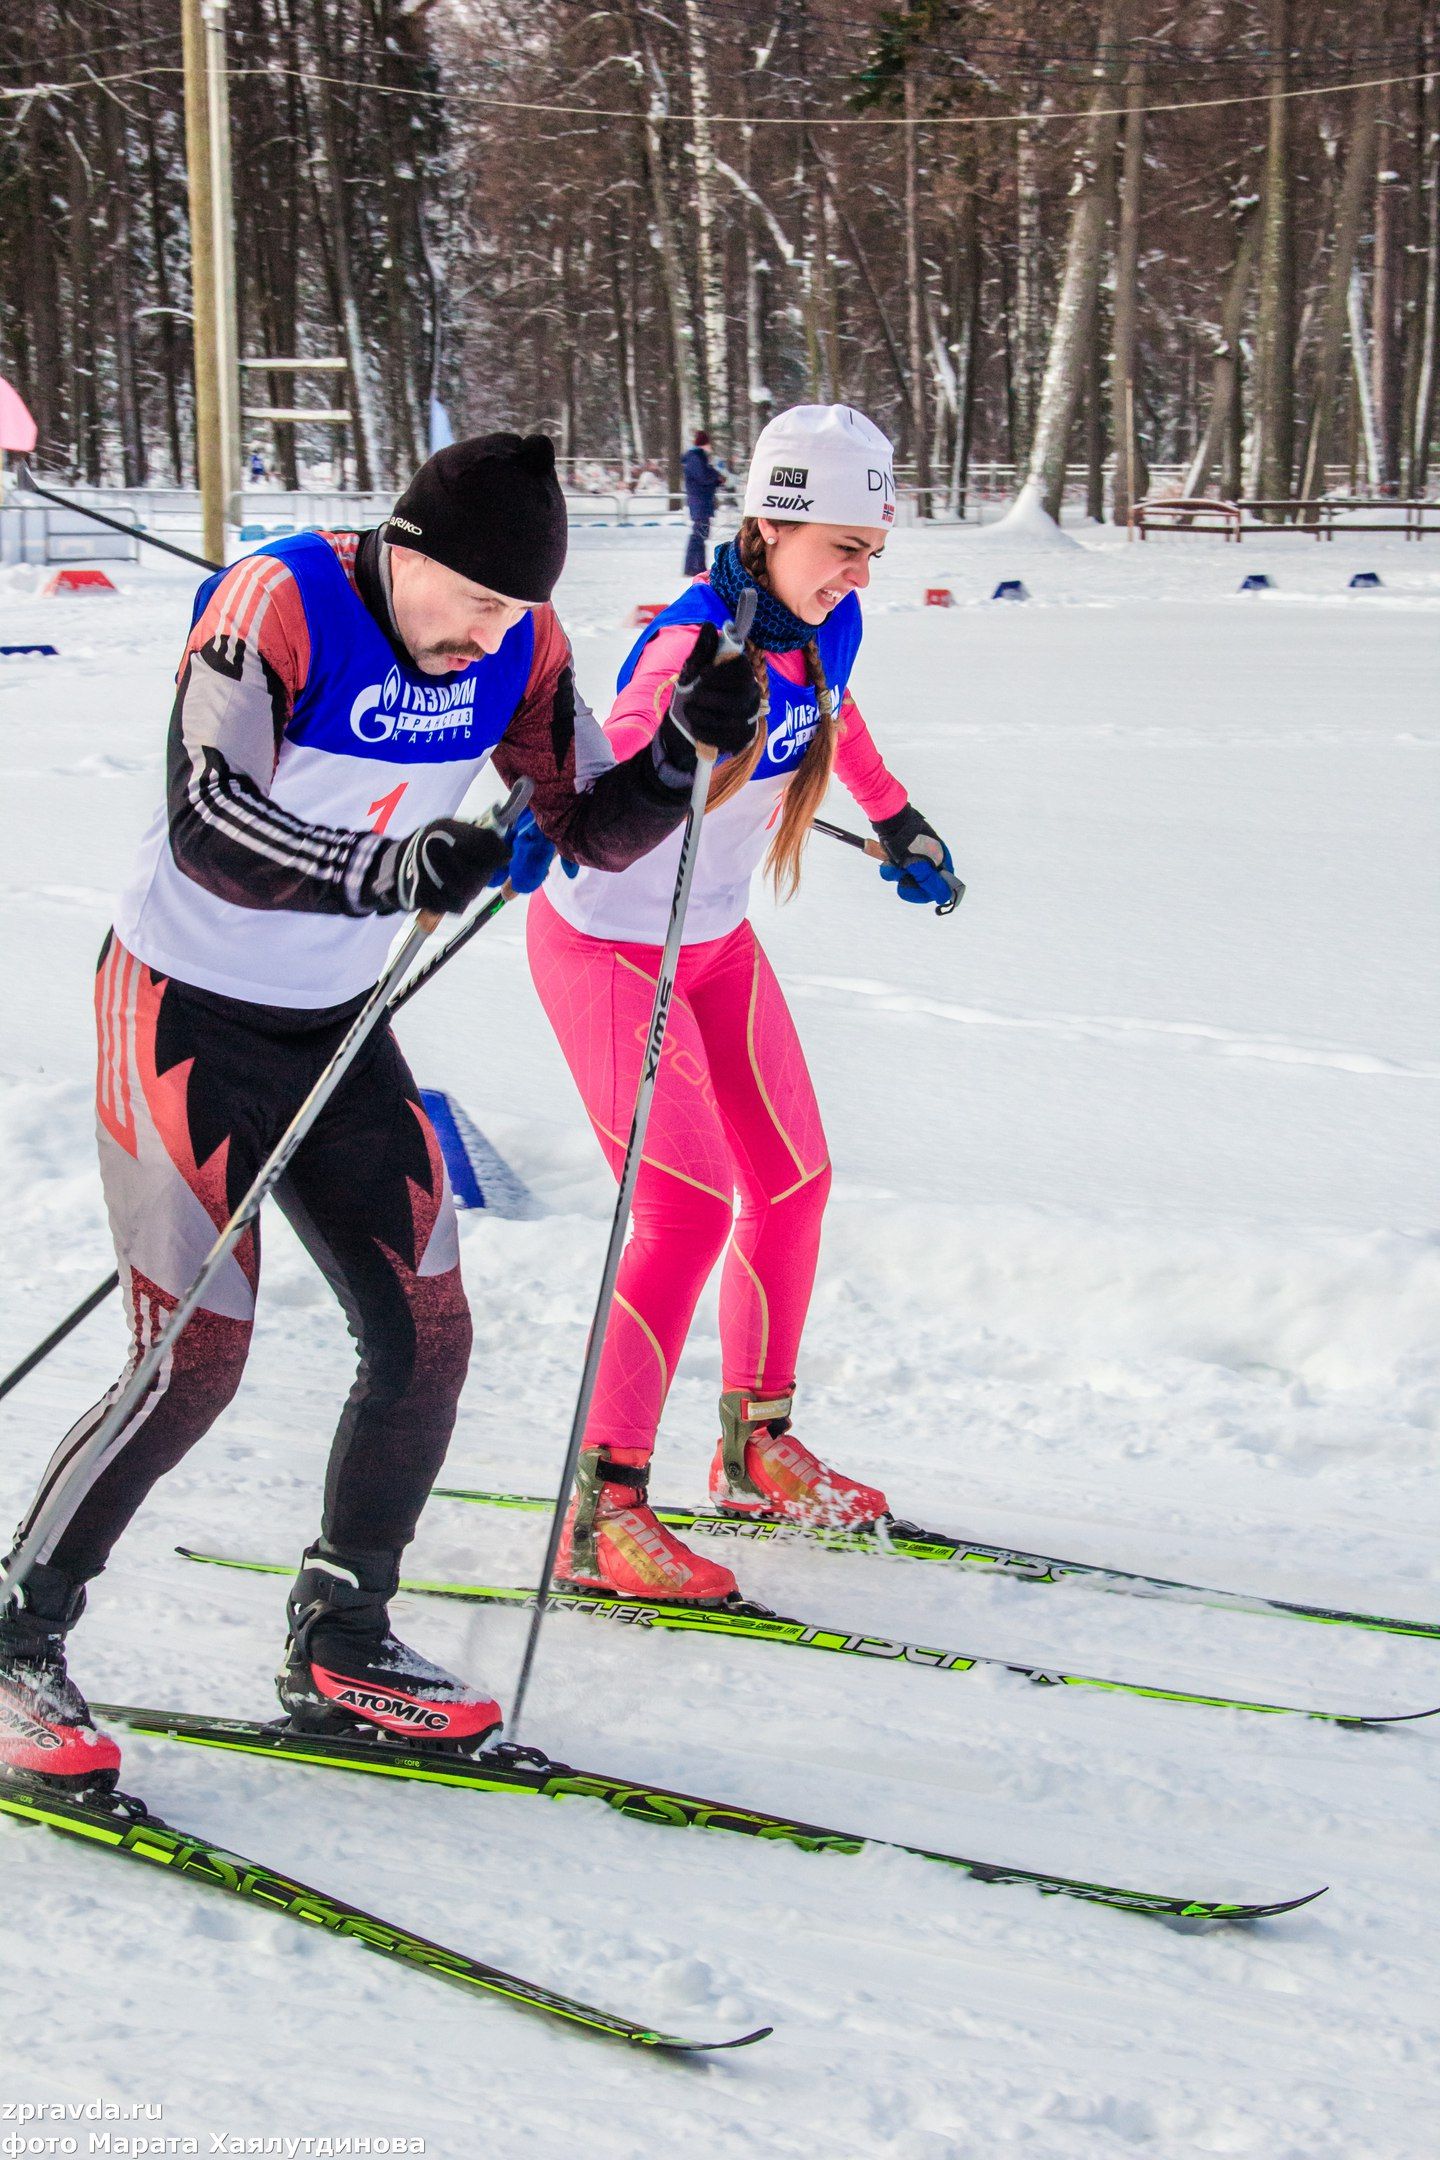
(2, 61, 1430, 130)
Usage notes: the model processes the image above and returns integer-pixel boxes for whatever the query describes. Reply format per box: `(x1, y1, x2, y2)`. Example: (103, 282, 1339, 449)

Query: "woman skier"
(527, 405, 960, 1603)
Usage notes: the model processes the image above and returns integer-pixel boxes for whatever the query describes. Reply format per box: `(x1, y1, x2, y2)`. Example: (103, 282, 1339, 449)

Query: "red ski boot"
(709, 1391, 889, 1529)
(556, 1452, 738, 1603)
(278, 1541, 503, 1751)
(0, 1562, 122, 1792)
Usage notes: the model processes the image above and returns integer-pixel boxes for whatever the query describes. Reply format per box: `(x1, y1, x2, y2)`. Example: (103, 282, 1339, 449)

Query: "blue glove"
(491, 808, 556, 894)
(879, 847, 956, 908)
(871, 803, 964, 915)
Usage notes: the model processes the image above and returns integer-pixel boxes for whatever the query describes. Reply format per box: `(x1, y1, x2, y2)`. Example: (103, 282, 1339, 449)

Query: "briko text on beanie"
(383, 432, 568, 604)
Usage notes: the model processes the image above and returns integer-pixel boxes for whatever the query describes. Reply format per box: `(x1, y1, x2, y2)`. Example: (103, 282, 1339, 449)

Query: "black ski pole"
(0, 782, 532, 1610)
(811, 815, 886, 859)
(812, 815, 964, 914)
(0, 833, 521, 1407)
(0, 1276, 120, 1406)
(507, 588, 757, 1741)
(18, 463, 222, 574)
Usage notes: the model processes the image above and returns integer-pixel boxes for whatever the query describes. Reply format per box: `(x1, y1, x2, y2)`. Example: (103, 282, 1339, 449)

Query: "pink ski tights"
(527, 891, 831, 1464)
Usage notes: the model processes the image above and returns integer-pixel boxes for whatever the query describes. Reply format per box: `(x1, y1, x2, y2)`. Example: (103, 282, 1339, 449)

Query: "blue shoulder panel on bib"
(614, 579, 862, 784)
(190, 533, 536, 768)
(615, 582, 727, 693)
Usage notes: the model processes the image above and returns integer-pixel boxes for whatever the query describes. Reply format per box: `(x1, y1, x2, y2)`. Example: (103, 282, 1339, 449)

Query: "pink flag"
(0, 377, 38, 455)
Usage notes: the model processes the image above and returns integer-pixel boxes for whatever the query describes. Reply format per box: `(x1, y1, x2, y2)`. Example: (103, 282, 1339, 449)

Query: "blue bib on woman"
(616, 580, 862, 780)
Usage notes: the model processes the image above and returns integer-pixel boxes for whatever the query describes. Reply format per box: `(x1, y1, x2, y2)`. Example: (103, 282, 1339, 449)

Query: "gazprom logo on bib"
(350, 666, 478, 744)
(766, 693, 820, 767)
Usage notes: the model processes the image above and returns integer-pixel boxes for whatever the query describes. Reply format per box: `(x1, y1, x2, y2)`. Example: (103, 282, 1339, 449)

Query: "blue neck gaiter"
(709, 540, 816, 653)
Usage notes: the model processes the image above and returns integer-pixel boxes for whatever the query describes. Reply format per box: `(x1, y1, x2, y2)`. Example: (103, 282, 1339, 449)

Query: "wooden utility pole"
(182, 0, 239, 559)
(182, 0, 224, 561)
(204, 0, 241, 523)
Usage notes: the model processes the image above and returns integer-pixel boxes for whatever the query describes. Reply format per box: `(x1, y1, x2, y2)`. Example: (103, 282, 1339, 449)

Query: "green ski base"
(176, 1547, 1439, 1728)
(0, 1775, 768, 2053)
(95, 1700, 1326, 1924)
(434, 1486, 1440, 1643)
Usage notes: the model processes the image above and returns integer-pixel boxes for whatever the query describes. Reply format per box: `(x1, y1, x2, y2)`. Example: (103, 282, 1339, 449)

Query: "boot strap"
(718, 1390, 795, 1497)
(569, 1451, 649, 1577)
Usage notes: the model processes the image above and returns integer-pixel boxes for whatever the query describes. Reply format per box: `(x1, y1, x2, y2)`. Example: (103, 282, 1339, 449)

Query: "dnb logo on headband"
(350, 664, 479, 744)
(770, 465, 809, 488)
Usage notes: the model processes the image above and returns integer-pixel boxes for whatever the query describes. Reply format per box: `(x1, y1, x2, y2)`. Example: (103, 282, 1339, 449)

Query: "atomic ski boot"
(277, 1539, 502, 1751)
(709, 1390, 889, 1528)
(0, 1560, 122, 1791)
(555, 1451, 738, 1603)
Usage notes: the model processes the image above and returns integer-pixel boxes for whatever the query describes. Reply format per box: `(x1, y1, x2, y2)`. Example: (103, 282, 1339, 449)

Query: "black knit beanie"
(382, 432, 568, 604)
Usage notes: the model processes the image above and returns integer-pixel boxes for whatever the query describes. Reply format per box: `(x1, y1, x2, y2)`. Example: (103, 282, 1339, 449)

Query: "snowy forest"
(2, 1, 1438, 515)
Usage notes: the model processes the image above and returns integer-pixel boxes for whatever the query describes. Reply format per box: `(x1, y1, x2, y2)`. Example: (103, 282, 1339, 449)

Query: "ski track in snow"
(1, 523, 1437, 2158)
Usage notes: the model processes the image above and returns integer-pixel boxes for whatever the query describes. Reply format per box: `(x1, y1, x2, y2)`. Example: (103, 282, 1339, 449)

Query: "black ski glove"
(871, 802, 964, 914)
(657, 621, 763, 773)
(364, 817, 512, 917)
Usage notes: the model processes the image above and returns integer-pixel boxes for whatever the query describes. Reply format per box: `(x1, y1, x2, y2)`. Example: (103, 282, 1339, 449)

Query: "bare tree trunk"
(1011, 0, 1127, 525)
(807, 131, 910, 411)
(1084, 281, 1105, 522)
(1299, 85, 1380, 503)
(1184, 200, 1261, 497)
(1371, 79, 1404, 492)
(301, 2, 380, 488)
(902, 17, 931, 511)
(1412, 37, 1440, 488)
(102, 97, 146, 486)
(1251, 0, 1295, 507)
(25, 101, 65, 464)
(1348, 267, 1384, 486)
(682, 0, 728, 444)
(1013, 82, 1043, 465)
(606, 203, 638, 480)
(1109, 54, 1145, 522)
(622, 0, 700, 464)
(949, 158, 981, 515)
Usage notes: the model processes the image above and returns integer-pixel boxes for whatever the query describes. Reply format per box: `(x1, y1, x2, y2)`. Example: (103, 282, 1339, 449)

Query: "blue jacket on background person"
(682, 432, 724, 576)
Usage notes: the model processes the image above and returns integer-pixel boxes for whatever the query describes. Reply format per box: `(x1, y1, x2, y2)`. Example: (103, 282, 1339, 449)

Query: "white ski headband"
(743, 404, 897, 530)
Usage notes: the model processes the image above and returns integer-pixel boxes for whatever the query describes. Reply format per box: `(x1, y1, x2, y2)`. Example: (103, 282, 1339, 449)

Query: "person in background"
(682, 429, 725, 577)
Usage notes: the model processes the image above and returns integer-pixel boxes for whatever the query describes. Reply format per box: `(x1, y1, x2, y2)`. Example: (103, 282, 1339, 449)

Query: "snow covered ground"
(1, 518, 1437, 2158)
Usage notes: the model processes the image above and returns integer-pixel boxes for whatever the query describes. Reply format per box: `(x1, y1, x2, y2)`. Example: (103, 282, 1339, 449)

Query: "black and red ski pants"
(21, 935, 472, 1584)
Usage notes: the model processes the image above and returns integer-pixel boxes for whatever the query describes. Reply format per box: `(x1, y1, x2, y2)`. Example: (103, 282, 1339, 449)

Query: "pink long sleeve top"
(544, 613, 908, 946)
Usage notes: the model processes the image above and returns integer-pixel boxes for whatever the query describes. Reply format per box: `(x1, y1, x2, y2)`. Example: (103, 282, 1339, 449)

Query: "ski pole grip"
(715, 585, 758, 662)
(487, 775, 534, 836)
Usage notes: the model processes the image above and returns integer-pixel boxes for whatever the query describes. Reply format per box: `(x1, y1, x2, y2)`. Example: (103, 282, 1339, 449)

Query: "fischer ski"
(0, 1774, 769, 2053)
(175, 1549, 1439, 1729)
(93, 1700, 1326, 1923)
(434, 1486, 1440, 1644)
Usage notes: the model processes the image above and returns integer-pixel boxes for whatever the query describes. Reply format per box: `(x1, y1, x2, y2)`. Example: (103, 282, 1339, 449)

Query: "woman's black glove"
(658, 621, 763, 771)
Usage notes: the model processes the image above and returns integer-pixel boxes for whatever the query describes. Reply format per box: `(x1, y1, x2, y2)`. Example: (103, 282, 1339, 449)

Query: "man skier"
(682, 429, 724, 577)
(0, 432, 761, 1790)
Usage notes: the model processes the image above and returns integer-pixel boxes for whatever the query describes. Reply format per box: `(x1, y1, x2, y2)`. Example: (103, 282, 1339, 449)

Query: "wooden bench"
(1239, 498, 1440, 540)
(1131, 494, 1440, 542)
(1129, 497, 1242, 540)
